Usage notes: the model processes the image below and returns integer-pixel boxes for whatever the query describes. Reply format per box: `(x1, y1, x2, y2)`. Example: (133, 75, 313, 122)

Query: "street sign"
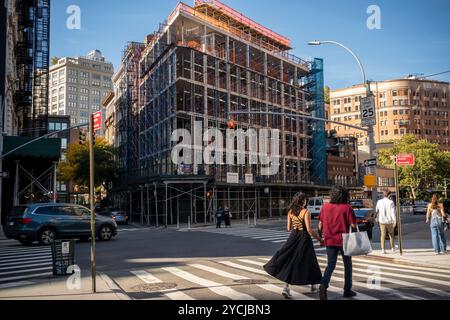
(92, 111, 103, 132)
(364, 159, 377, 168)
(361, 96, 376, 127)
(396, 154, 415, 166)
(245, 174, 254, 184)
(364, 175, 376, 188)
(0, 172, 9, 178)
(227, 172, 239, 184)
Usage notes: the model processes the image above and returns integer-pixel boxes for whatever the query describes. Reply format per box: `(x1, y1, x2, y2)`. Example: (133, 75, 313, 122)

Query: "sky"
(50, 0, 450, 89)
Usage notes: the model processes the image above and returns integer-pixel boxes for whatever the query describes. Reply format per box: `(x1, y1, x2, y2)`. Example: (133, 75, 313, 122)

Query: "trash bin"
(50, 240, 76, 276)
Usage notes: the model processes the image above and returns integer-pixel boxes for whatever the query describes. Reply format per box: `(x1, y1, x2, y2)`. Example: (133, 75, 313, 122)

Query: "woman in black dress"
(264, 192, 323, 299)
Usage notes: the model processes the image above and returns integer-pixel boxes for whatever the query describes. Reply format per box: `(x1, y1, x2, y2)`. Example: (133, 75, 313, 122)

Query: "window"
(49, 122, 55, 131)
(61, 138, 67, 149)
(392, 90, 398, 97)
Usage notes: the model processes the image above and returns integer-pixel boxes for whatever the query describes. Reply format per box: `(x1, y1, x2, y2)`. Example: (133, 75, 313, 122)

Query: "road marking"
(0, 262, 52, 272)
(131, 270, 194, 300)
(233, 259, 378, 300)
(0, 272, 52, 283)
(0, 252, 52, 259)
(0, 255, 52, 264)
(131, 270, 163, 284)
(189, 263, 313, 300)
(163, 267, 256, 300)
(0, 281, 35, 289)
(218, 261, 267, 275)
(0, 266, 52, 276)
(315, 257, 450, 298)
(189, 264, 248, 280)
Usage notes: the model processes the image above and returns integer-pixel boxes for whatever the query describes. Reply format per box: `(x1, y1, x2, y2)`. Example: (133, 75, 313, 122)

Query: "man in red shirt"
(318, 186, 357, 300)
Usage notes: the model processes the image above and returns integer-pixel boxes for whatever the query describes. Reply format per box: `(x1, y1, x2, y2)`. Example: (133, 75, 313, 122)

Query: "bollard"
(188, 216, 191, 231)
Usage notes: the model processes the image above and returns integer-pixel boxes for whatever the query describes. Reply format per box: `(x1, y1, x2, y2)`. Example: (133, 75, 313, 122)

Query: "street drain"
(233, 279, 268, 285)
(131, 283, 178, 293)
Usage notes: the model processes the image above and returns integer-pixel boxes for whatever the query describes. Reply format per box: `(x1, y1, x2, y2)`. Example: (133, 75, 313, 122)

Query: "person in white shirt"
(376, 190, 397, 254)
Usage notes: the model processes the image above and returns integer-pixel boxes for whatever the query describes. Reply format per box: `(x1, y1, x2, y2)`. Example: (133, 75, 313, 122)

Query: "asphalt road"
(1, 211, 448, 300)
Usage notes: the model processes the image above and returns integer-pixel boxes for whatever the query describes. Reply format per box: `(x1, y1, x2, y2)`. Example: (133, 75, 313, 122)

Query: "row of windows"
(332, 89, 448, 106)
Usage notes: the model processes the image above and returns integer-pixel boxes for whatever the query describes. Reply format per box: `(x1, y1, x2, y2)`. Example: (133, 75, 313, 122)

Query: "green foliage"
(58, 138, 119, 191)
(51, 56, 60, 65)
(324, 86, 330, 104)
(378, 135, 450, 199)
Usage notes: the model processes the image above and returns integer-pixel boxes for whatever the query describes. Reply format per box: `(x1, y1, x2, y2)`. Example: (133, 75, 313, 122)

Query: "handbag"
(342, 225, 373, 257)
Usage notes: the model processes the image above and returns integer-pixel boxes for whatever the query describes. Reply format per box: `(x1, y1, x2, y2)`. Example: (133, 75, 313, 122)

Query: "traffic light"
(207, 190, 214, 199)
(79, 130, 87, 145)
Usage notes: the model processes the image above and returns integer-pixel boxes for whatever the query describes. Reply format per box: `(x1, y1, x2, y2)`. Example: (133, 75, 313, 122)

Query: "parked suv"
(4, 203, 118, 246)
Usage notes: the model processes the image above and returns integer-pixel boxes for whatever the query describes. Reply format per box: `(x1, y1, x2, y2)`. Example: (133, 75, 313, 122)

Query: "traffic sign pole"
(394, 161, 403, 255)
(89, 115, 96, 293)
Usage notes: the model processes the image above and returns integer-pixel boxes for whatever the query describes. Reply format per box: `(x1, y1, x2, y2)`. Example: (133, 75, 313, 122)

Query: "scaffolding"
(112, 0, 327, 226)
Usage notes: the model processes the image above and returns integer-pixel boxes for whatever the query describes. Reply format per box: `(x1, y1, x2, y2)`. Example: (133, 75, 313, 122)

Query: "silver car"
(413, 201, 428, 215)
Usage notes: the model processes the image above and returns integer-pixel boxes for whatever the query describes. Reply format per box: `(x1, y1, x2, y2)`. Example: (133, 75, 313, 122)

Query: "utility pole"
(89, 115, 96, 293)
(394, 160, 404, 255)
(445, 178, 448, 199)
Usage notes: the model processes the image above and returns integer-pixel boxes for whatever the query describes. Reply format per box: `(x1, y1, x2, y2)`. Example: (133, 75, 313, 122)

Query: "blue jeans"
(430, 217, 447, 253)
(321, 246, 353, 292)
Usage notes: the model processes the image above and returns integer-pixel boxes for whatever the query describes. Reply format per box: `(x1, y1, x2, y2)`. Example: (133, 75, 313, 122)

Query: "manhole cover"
(131, 283, 178, 292)
(233, 279, 268, 285)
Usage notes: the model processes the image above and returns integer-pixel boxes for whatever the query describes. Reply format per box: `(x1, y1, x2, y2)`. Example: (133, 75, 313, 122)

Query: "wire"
(420, 70, 450, 79)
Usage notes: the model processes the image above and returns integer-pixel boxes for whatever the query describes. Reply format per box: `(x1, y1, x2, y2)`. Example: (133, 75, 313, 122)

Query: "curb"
(365, 254, 449, 270)
(98, 272, 132, 300)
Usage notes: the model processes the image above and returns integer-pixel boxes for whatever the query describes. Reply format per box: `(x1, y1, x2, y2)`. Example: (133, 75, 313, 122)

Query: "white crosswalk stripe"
(186, 226, 325, 246)
(102, 255, 450, 300)
(0, 246, 53, 284)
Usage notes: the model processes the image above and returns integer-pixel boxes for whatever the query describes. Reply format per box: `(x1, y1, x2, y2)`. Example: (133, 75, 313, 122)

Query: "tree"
(51, 56, 60, 65)
(58, 137, 119, 194)
(324, 86, 331, 104)
(378, 135, 450, 200)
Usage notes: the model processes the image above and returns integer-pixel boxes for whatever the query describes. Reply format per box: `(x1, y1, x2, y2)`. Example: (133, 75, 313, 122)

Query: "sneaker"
(311, 285, 319, 293)
(435, 252, 441, 255)
(319, 284, 328, 301)
(343, 290, 357, 298)
(282, 287, 292, 299)
(391, 248, 395, 253)
(382, 249, 386, 254)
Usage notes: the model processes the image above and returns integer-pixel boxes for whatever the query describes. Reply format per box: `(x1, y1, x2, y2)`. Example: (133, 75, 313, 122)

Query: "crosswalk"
(104, 255, 450, 300)
(0, 245, 53, 287)
(183, 226, 326, 252)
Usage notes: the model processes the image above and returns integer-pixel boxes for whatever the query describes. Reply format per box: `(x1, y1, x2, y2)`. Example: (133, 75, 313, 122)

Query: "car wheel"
(19, 239, 34, 246)
(98, 225, 113, 241)
(38, 228, 56, 246)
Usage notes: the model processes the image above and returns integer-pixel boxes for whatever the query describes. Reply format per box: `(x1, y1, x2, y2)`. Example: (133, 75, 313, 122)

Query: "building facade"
(112, 0, 326, 225)
(48, 50, 114, 127)
(327, 132, 358, 187)
(330, 77, 450, 161)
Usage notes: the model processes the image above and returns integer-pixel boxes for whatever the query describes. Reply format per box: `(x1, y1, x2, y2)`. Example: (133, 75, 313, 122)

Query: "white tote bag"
(342, 225, 373, 257)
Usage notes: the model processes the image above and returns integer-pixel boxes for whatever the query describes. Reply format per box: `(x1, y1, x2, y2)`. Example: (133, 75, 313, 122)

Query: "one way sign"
(364, 159, 377, 168)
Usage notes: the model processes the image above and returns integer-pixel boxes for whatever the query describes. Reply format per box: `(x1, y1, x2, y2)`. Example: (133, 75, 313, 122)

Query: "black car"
(352, 207, 375, 240)
(443, 199, 450, 215)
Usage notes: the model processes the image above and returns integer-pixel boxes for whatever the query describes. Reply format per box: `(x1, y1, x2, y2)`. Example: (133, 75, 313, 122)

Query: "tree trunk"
(410, 186, 416, 201)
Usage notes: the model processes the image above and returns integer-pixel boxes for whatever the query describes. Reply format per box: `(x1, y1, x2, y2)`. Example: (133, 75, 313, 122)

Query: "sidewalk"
(368, 240, 450, 269)
(0, 273, 130, 300)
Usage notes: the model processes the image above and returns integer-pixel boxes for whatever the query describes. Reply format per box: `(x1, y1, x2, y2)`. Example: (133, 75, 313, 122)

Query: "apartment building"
(327, 132, 358, 188)
(330, 77, 450, 159)
(49, 50, 114, 127)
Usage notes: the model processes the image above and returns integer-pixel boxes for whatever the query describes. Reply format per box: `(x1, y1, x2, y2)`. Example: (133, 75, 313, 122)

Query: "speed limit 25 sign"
(361, 96, 376, 127)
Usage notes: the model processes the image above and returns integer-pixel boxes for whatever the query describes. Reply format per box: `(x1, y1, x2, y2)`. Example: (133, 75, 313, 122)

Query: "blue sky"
(50, 0, 450, 89)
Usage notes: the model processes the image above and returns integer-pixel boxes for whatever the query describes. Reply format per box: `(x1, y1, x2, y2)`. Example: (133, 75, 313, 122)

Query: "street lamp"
(308, 40, 378, 209)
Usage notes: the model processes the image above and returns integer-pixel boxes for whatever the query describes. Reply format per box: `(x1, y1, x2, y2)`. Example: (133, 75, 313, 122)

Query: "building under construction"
(112, 0, 327, 226)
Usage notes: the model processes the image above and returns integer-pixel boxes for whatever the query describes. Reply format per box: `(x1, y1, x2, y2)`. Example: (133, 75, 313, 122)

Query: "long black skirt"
(264, 229, 322, 286)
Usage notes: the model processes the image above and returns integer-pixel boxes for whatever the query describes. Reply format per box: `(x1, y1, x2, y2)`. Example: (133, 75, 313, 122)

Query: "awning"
(3, 136, 61, 160)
